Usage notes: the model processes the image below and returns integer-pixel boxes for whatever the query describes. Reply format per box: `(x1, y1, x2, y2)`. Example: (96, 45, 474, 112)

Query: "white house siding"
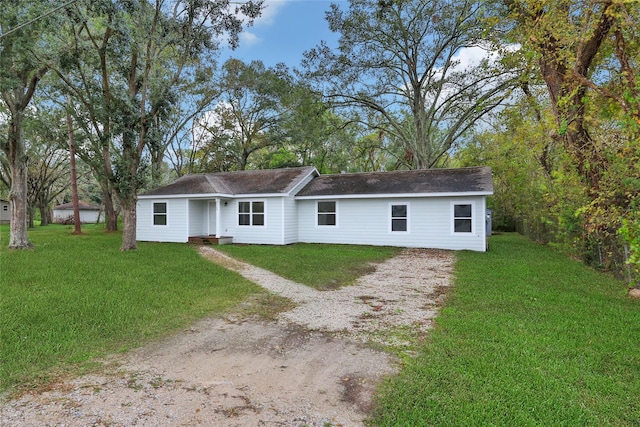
(228, 197, 286, 245)
(188, 200, 208, 237)
(280, 171, 316, 245)
(282, 196, 299, 244)
(297, 196, 487, 251)
(136, 198, 189, 243)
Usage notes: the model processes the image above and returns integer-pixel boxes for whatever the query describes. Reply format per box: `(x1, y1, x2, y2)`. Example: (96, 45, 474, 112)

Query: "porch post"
(215, 198, 221, 238)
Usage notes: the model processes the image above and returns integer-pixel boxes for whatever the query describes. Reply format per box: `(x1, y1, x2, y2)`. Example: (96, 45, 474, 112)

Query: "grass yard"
(0, 224, 262, 394)
(370, 233, 640, 426)
(217, 243, 401, 290)
(0, 225, 399, 396)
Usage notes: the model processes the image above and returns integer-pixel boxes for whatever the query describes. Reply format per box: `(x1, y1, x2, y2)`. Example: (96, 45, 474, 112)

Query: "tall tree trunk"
(120, 198, 137, 251)
(100, 182, 118, 232)
(67, 96, 82, 234)
(38, 194, 49, 226)
(6, 115, 33, 249)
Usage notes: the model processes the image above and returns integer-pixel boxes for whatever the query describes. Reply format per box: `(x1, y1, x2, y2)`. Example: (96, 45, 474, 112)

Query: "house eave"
(295, 191, 493, 200)
(137, 193, 233, 200)
(137, 192, 290, 200)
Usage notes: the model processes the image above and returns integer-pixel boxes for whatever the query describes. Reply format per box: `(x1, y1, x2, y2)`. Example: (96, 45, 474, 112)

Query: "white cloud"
(452, 44, 520, 71)
(235, 1, 290, 48)
(253, 0, 289, 26)
(453, 46, 493, 70)
(239, 30, 261, 47)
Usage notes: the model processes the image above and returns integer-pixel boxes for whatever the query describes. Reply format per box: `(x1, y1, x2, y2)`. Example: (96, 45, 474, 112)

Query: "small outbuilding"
(0, 199, 10, 224)
(136, 166, 494, 251)
(53, 201, 103, 224)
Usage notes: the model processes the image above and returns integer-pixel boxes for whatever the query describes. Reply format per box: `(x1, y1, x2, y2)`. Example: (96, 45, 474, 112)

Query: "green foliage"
(303, 0, 516, 169)
(217, 243, 401, 290)
(370, 233, 640, 426)
(619, 213, 640, 284)
(0, 224, 260, 393)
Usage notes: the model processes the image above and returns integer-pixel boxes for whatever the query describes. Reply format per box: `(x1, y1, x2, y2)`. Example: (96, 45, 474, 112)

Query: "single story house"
(53, 201, 103, 224)
(136, 166, 493, 251)
(0, 199, 9, 224)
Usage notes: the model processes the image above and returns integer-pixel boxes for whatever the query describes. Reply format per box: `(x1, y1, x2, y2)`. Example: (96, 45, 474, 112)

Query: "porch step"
(188, 235, 233, 245)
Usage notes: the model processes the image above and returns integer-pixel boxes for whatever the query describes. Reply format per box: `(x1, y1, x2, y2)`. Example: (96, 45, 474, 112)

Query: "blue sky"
(220, 0, 346, 69)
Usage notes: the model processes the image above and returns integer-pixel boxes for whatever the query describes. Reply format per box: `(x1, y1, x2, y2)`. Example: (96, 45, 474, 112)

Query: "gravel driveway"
(1, 247, 454, 426)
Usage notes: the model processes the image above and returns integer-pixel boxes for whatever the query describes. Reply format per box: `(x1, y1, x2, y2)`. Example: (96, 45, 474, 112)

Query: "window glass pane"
(238, 202, 250, 213)
(317, 201, 336, 213)
(454, 204, 472, 218)
(239, 214, 250, 226)
(392, 219, 407, 232)
(318, 214, 336, 226)
(454, 219, 472, 233)
(153, 202, 166, 214)
(391, 205, 407, 218)
(252, 201, 264, 213)
(252, 214, 264, 226)
(153, 214, 167, 226)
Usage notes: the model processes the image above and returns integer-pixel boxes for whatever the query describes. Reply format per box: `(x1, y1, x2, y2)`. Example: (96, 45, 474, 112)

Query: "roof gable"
(296, 166, 493, 197)
(140, 166, 318, 197)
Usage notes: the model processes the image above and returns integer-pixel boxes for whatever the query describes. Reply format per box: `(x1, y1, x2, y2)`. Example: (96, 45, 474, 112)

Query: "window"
(453, 203, 473, 233)
(238, 201, 265, 226)
(2, 205, 7, 211)
(317, 201, 336, 226)
(390, 204, 408, 232)
(153, 202, 167, 226)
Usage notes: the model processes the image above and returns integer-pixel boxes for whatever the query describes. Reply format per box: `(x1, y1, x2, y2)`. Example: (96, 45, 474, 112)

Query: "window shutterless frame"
(451, 201, 474, 234)
(389, 202, 409, 233)
(316, 200, 337, 226)
(238, 200, 265, 226)
(152, 201, 168, 226)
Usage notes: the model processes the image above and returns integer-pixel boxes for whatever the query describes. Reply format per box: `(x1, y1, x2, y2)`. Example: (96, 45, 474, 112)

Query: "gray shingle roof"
(296, 166, 493, 197)
(140, 166, 318, 197)
(53, 201, 101, 210)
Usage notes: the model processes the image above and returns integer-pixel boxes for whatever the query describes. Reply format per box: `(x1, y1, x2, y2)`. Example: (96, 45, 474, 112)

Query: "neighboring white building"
(0, 199, 9, 224)
(136, 166, 493, 251)
(53, 201, 103, 224)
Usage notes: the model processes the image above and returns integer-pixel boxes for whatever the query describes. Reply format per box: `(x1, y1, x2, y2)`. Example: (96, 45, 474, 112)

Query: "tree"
(24, 106, 70, 227)
(57, 0, 262, 250)
(302, 0, 517, 170)
(0, 0, 61, 248)
(193, 60, 294, 171)
(497, 0, 640, 281)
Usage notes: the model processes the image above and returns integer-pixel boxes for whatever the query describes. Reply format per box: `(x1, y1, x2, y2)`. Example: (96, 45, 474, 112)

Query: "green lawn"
(0, 225, 399, 395)
(0, 224, 261, 393)
(3, 227, 639, 425)
(370, 233, 640, 426)
(217, 243, 401, 290)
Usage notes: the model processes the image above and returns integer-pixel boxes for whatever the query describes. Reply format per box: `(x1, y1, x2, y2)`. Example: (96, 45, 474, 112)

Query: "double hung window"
(317, 201, 337, 226)
(453, 203, 473, 233)
(390, 204, 408, 232)
(153, 202, 167, 226)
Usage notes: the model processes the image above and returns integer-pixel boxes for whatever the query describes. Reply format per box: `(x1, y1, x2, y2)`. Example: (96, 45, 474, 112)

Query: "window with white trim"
(390, 204, 408, 232)
(453, 203, 473, 233)
(238, 201, 265, 226)
(316, 201, 336, 226)
(153, 202, 167, 226)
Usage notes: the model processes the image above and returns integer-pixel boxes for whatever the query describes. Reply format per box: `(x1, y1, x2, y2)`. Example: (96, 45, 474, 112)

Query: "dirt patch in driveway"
(0, 248, 454, 426)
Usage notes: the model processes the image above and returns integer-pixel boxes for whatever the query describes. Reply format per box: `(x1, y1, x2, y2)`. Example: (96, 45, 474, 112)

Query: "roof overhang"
(137, 192, 290, 200)
(295, 191, 493, 200)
